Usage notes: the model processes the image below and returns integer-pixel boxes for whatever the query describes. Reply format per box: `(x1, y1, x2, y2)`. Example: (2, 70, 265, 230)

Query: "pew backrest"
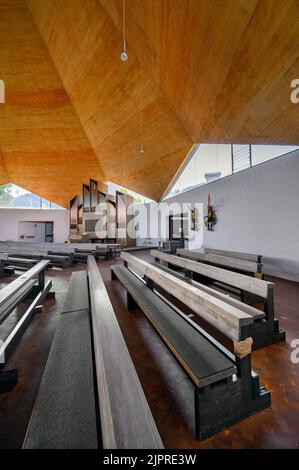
(121, 252, 254, 342)
(177, 248, 262, 274)
(204, 248, 262, 263)
(152, 250, 273, 300)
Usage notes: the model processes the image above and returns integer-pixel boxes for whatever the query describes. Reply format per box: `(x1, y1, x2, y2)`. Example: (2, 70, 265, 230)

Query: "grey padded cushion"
(112, 265, 236, 388)
(24, 309, 98, 449)
(61, 271, 89, 314)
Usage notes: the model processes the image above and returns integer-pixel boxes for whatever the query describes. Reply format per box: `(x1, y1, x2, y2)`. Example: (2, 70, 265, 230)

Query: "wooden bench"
(5, 252, 73, 270)
(5, 256, 39, 271)
(0, 254, 14, 277)
(0, 261, 53, 393)
(75, 247, 114, 261)
(87, 255, 163, 449)
(112, 252, 271, 440)
(0, 241, 121, 254)
(152, 250, 285, 349)
(45, 254, 73, 269)
(177, 248, 263, 277)
(48, 251, 75, 265)
(23, 271, 97, 449)
(24, 258, 163, 449)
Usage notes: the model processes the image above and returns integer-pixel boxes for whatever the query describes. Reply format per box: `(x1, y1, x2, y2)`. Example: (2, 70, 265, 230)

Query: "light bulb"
(121, 50, 128, 62)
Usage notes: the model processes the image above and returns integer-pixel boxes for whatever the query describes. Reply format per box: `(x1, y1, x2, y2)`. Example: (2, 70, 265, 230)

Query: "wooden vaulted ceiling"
(26, 0, 193, 202)
(100, 0, 299, 144)
(0, 0, 104, 207)
(1, 0, 299, 206)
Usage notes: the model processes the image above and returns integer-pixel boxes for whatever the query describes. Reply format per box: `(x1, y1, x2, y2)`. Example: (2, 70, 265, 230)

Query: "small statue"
(204, 194, 217, 231)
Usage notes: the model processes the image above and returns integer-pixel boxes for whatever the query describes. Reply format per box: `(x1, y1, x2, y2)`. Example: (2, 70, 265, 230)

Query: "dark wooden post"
(264, 286, 274, 322)
(144, 276, 154, 291)
(127, 291, 137, 311)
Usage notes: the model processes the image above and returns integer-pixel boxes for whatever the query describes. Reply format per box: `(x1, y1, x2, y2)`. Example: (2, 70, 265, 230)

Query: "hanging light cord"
(121, 0, 128, 61)
(123, 0, 126, 53)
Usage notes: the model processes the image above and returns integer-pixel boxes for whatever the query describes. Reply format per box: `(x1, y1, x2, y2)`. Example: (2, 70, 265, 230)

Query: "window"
(163, 144, 299, 200)
(251, 145, 298, 166)
(0, 184, 64, 209)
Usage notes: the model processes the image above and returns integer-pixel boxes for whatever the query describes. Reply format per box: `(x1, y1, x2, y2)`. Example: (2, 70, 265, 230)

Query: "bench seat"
(24, 308, 97, 449)
(112, 265, 236, 388)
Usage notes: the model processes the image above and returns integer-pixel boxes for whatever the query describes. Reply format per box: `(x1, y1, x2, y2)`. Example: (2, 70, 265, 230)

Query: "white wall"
(160, 151, 299, 282)
(0, 209, 68, 243)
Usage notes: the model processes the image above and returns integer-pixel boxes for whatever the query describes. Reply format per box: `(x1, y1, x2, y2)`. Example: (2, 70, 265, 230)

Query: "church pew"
(24, 259, 163, 449)
(112, 252, 271, 440)
(88, 255, 163, 449)
(23, 271, 97, 449)
(151, 250, 285, 349)
(5, 256, 38, 271)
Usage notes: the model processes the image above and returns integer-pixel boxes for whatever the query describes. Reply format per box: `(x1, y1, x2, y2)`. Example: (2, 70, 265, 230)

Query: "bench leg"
(105, 250, 113, 261)
(38, 270, 45, 290)
(193, 378, 271, 440)
(194, 388, 200, 439)
(185, 269, 193, 279)
(144, 276, 154, 290)
(0, 370, 18, 394)
(127, 291, 137, 311)
(111, 269, 117, 280)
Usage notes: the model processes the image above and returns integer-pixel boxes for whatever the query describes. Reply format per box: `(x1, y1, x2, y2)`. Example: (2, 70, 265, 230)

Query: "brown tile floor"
(0, 252, 298, 449)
